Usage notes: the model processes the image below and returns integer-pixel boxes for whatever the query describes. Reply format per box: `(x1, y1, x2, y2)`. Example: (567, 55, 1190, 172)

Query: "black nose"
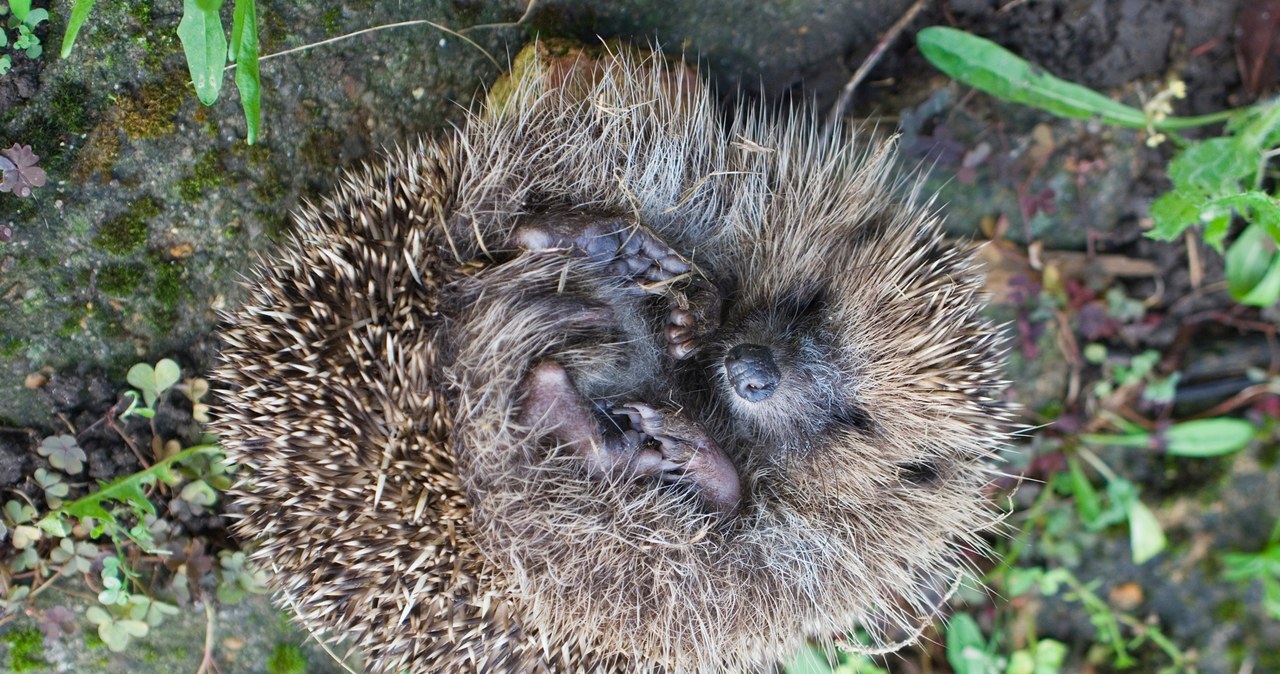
(725, 344, 781, 402)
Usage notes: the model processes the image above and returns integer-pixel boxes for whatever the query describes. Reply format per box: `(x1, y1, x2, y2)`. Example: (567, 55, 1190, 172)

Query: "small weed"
(0, 1, 49, 78)
(0, 357, 268, 662)
(1223, 519, 1280, 620)
(919, 27, 1280, 307)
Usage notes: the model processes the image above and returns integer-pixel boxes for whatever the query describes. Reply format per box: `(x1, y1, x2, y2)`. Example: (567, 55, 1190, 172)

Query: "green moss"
(321, 7, 342, 36)
(2, 626, 46, 672)
(147, 255, 188, 331)
(0, 337, 28, 359)
(128, 0, 154, 24)
(4, 79, 101, 180)
(99, 262, 147, 296)
(58, 311, 84, 338)
(70, 121, 122, 182)
(84, 629, 105, 649)
(94, 197, 161, 255)
(178, 151, 227, 202)
(267, 643, 308, 674)
(118, 73, 188, 140)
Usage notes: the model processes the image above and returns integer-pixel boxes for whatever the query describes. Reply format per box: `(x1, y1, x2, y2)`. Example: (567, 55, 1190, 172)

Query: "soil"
(1, 0, 1277, 672)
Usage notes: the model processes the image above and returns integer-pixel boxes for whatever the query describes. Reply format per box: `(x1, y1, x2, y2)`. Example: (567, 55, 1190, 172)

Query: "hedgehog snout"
(725, 343, 781, 402)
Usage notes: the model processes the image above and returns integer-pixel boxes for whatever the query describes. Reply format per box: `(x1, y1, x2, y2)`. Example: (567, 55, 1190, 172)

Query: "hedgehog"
(213, 40, 1012, 674)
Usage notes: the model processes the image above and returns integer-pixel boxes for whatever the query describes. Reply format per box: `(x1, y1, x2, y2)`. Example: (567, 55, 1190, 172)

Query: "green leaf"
(231, 0, 261, 144)
(1030, 639, 1067, 674)
(177, 0, 228, 106)
(179, 479, 218, 506)
(154, 358, 182, 396)
(1227, 222, 1280, 306)
(1163, 418, 1256, 457)
(59, 0, 97, 58)
(99, 618, 148, 652)
(916, 27, 1237, 132)
(1166, 138, 1255, 195)
(917, 27, 1149, 127)
(49, 445, 222, 543)
(85, 606, 111, 626)
(8, 0, 30, 22)
(127, 359, 182, 408)
(1148, 190, 1203, 241)
(1067, 458, 1101, 526)
(1080, 432, 1151, 449)
(783, 646, 836, 674)
(1264, 576, 1280, 620)
(1127, 498, 1166, 564)
(21, 7, 45, 28)
(946, 613, 992, 674)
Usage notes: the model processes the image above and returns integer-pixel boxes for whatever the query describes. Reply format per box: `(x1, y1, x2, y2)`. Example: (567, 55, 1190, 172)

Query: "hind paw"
(614, 402, 741, 515)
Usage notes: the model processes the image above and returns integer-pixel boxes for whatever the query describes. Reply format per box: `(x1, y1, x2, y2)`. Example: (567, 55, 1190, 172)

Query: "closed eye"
(777, 285, 828, 329)
(829, 403, 872, 433)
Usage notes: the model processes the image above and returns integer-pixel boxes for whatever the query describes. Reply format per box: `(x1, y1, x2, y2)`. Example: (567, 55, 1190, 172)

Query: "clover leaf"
(37, 435, 87, 474)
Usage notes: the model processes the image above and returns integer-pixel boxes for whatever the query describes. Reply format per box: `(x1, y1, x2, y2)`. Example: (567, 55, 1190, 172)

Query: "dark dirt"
(0, 367, 224, 543)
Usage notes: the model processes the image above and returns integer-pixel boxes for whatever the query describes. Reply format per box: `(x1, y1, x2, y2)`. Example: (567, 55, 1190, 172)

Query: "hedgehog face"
(710, 285, 871, 456)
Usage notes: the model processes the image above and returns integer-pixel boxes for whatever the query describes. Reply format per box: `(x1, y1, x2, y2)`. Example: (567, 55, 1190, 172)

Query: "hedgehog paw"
(514, 214, 720, 359)
(616, 402, 741, 516)
(518, 361, 663, 479)
(665, 283, 721, 360)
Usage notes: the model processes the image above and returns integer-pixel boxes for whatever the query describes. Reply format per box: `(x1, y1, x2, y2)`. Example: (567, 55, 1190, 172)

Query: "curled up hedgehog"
(214, 41, 1012, 674)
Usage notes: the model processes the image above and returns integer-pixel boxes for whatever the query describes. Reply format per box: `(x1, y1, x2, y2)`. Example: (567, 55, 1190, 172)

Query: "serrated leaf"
(1166, 138, 1254, 195)
(60, 0, 97, 58)
(1164, 418, 1256, 457)
(1148, 189, 1203, 241)
(177, 0, 228, 106)
(55, 445, 222, 541)
(1127, 498, 1166, 564)
(231, 0, 261, 144)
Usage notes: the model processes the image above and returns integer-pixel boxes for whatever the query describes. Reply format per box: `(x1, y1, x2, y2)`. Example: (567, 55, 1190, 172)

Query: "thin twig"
(26, 565, 66, 601)
(461, 0, 538, 34)
(830, 0, 929, 121)
(225, 19, 500, 71)
(107, 414, 150, 469)
(196, 601, 217, 674)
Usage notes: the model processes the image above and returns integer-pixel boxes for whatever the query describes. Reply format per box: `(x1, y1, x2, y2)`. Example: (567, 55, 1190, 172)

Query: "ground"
(1, 0, 1277, 673)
